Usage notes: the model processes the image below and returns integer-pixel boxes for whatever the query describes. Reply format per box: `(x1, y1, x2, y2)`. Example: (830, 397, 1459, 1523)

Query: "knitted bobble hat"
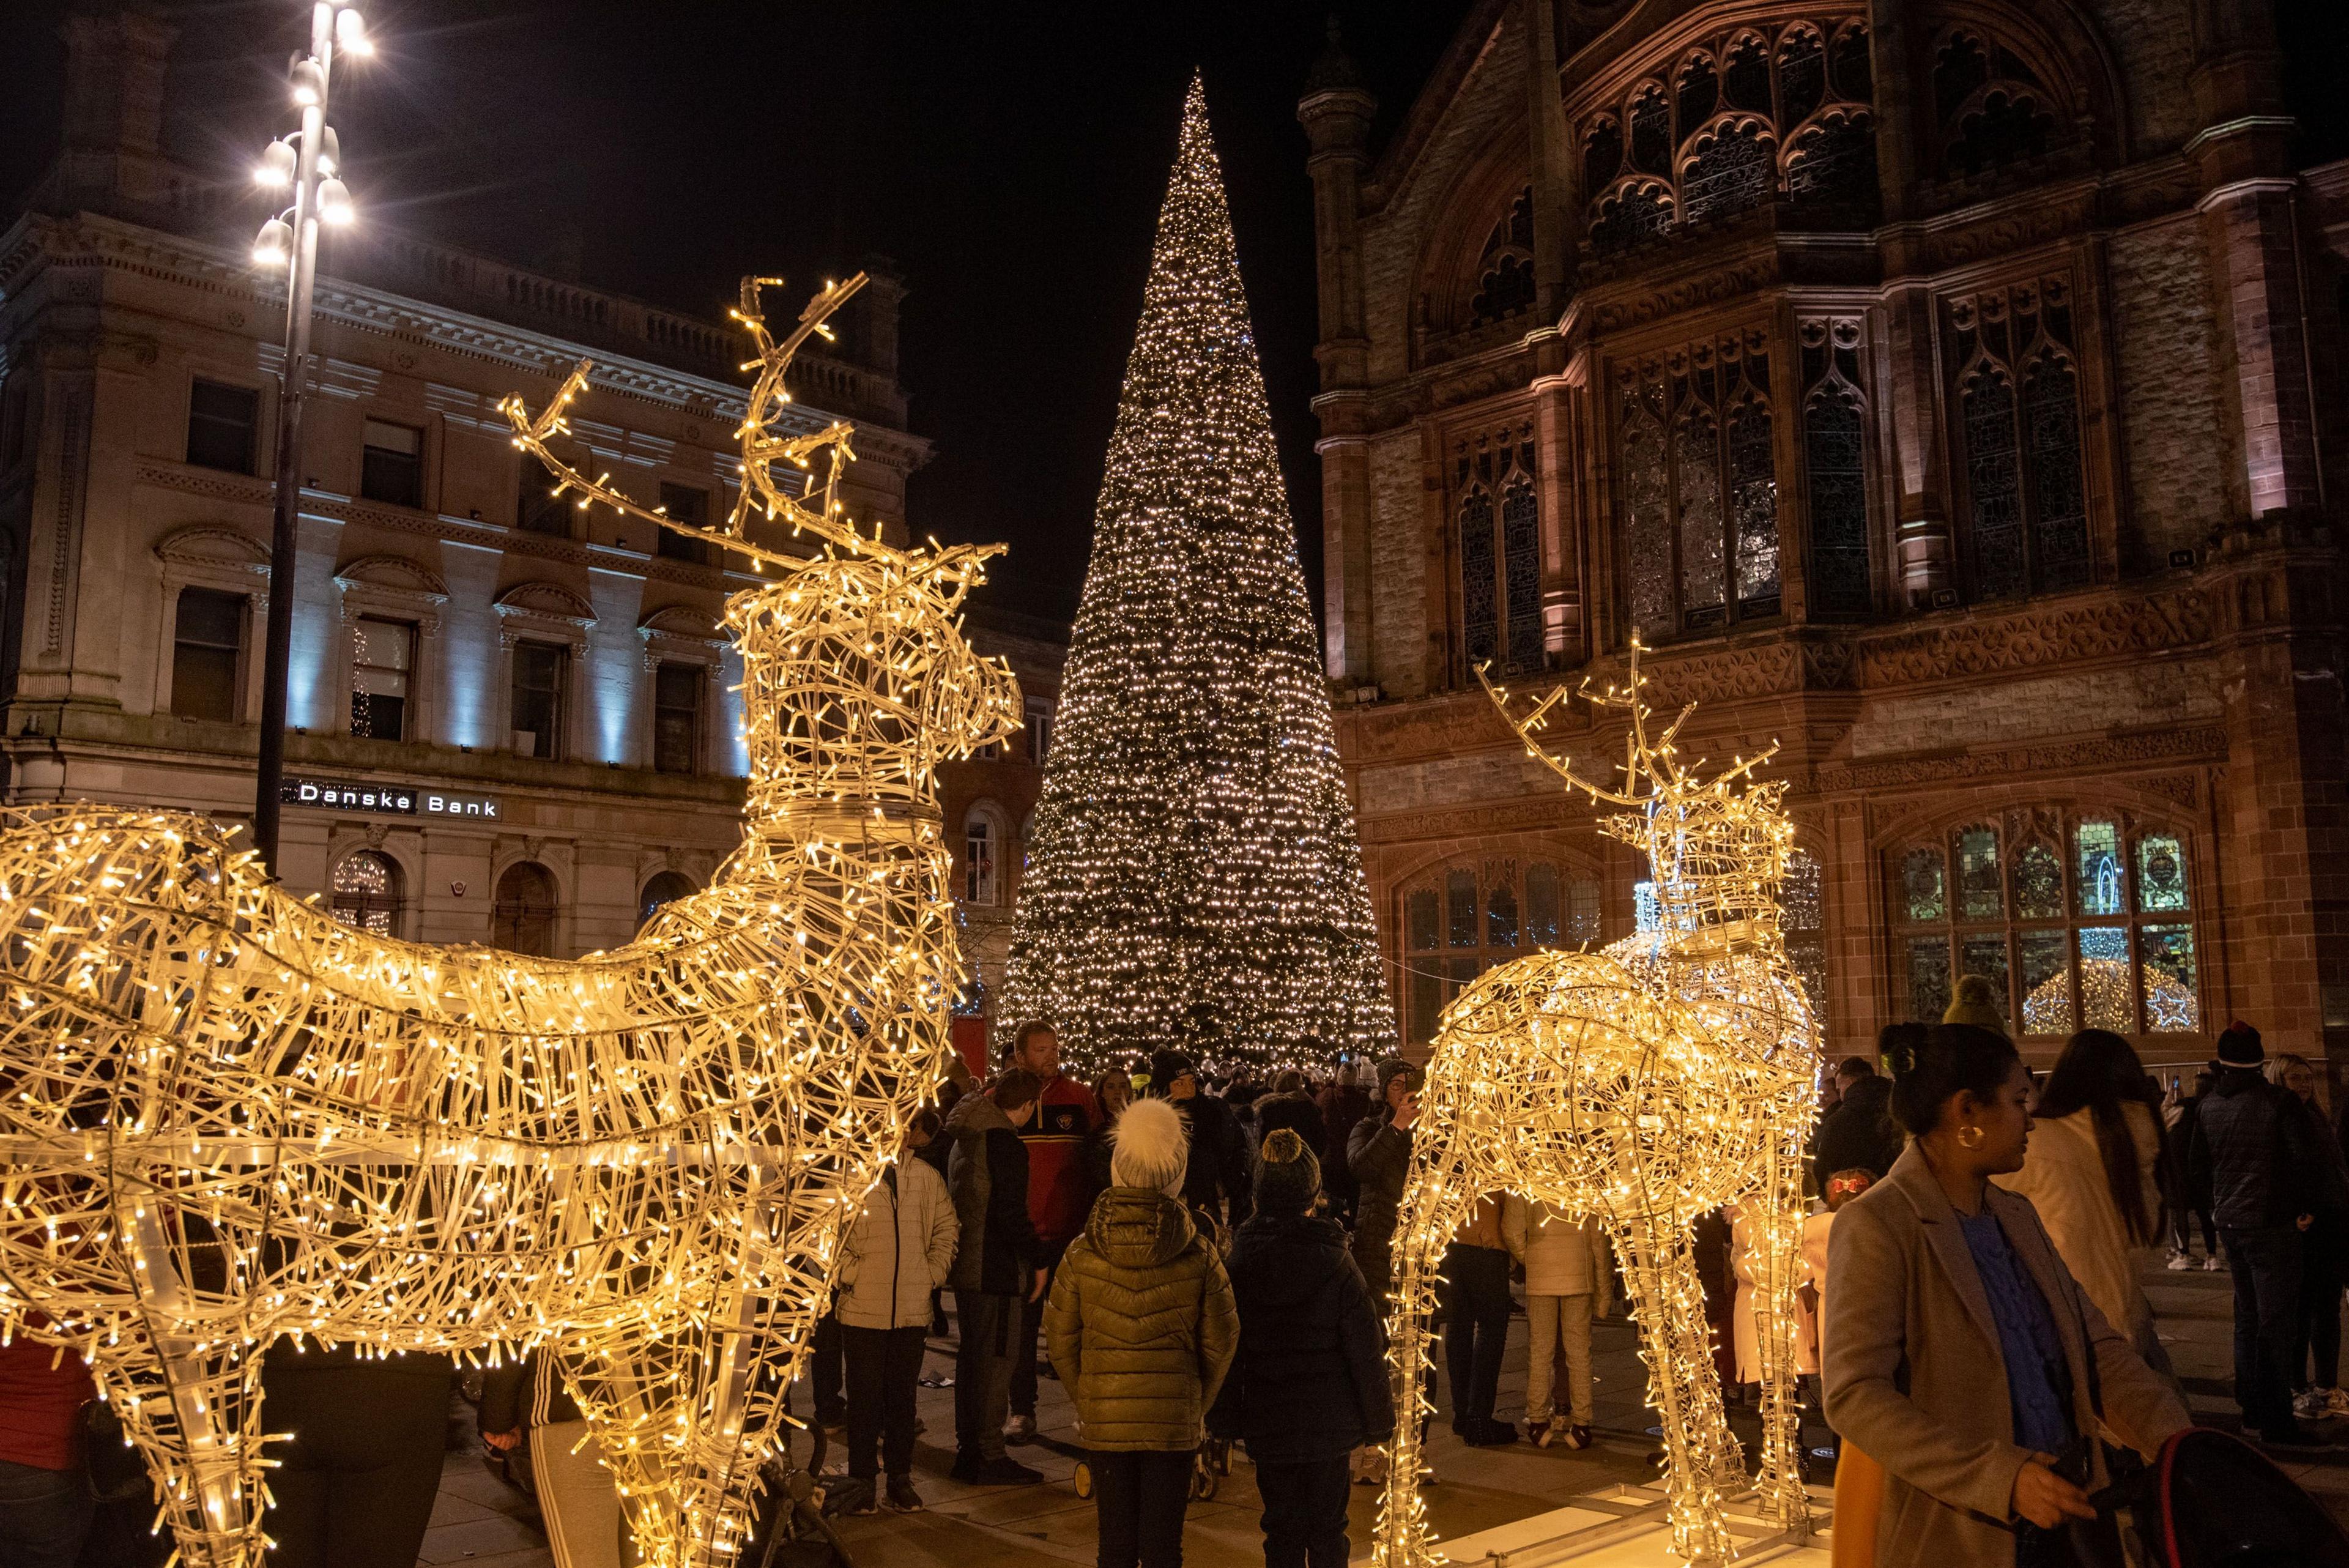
(1253, 1128, 1321, 1215)
(1111, 1096, 1190, 1197)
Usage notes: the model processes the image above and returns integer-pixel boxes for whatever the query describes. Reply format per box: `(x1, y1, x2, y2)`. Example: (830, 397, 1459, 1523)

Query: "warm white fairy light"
(0, 275, 1019, 1568)
(998, 77, 1392, 1075)
(1374, 641, 1817, 1568)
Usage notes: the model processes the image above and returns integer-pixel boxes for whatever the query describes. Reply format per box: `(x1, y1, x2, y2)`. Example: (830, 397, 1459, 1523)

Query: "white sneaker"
(2296, 1388, 2326, 1420)
(2324, 1388, 2349, 1419)
(2165, 1250, 2194, 1271)
(2204, 1254, 2226, 1271)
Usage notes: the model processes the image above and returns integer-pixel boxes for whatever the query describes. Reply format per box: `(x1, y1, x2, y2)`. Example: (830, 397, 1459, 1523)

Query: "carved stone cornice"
(1360, 793, 1579, 846)
(1816, 726, 2227, 797)
(1854, 588, 2214, 685)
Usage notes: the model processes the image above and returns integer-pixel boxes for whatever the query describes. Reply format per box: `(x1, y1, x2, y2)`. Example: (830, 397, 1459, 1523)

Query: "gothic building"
(0, 9, 1059, 966)
(1302, 0, 2348, 1068)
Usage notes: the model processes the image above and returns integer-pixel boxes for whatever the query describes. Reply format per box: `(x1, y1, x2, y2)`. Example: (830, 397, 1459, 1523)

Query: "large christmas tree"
(1001, 78, 1393, 1074)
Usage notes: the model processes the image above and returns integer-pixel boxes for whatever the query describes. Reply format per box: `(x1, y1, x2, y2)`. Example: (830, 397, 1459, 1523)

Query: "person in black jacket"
(1813, 1073, 1905, 1192)
(1151, 1050, 1253, 1227)
(2166, 1068, 2221, 1268)
(2188, 1021, 2326, 1449)
(1348, 1058, 1423, 1293)
(1209, 1129, 1393, 1568)
(1252, 1069, 1328, 1166)
(945, 1068, 1048, 1484)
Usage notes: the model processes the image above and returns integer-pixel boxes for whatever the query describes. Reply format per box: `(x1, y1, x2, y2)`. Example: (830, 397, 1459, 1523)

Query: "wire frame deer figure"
(0, 274, 1019, 1568)
(1373, 643, 1817, 1567)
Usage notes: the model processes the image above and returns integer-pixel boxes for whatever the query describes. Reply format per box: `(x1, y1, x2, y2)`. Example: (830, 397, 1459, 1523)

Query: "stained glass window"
(1631, 86, 1672, 174)
(2077, 927, 2132, 1031)
(1901, 847, 1947, 924)
(1568, 878, 1603, 944)
(2140, 926, 2198, 1032)
(1787, 849, 1829, 1033)
(1407, 888, 1438, 951)
(2017, 929, 2071, 1033)
(1778, 30, 1826, 128)
(1592, 184, 1675, 255)
(1501, 479, 1543, 675)
(1908, 936, 1952, 1024)
(1622, 390, 1674, 638)
(1956, 825, 2002, 920)
(2074, 819, 2123, 917)
(1486, 860, 1521, 949)
(1584, 119, 1623, 193)
(2024, 358, 2090, 590)
(1829, 24, 1873, 103)
(1526, 864, 1560, 947)
(1804, 393, 1871, 614)
(1460, 489, 1497, 668)
(1729, 401, 1779, 608)
(1724, 36, 1772, 113)
(2014, 841, 2063, 920)
(1448, 868, 1479, 948)
(1959, 934, 2012, 1033)
(2137, 833, 2189, 912)
(1963, 371, 2027, 601)
(1787, 116, 1879, 213)
(1679, 55, 1719, 128)
(1677, 411, 1726, 621)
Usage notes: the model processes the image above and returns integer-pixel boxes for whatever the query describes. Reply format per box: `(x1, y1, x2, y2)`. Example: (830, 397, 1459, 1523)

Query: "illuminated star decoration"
(1001, 75, 1392, 1075)
(1374, 641, 1819, 1567)
(0, 275, 1019, 1568)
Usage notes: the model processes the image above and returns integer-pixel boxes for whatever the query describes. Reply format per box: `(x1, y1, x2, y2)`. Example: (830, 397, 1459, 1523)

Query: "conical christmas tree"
(1001, 77, 1394, 1074)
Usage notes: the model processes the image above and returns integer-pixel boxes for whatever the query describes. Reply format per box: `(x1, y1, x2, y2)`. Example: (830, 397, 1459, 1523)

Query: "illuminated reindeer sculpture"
(0, 275, 1019, 1568)
(1375, 645, 1817, 1567)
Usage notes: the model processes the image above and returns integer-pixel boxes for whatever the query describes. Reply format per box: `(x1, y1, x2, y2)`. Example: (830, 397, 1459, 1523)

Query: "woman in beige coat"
(1993, 1030, 2167, 1366)
(1825, 1024, 2190, 1567)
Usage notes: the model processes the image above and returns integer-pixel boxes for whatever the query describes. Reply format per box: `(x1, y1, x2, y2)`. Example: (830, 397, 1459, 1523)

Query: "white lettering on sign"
(423, 793, 500, 819)
(283, 776, 499, 820)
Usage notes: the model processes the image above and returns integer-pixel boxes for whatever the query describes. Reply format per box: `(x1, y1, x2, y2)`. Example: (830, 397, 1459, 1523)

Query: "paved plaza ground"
(420, 1252, 2349, 1567)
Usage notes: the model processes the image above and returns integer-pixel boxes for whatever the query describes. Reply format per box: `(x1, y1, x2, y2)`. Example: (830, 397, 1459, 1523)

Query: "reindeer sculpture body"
(1374, 647, 1817, 1567)
(0, 277, 1019, 1568)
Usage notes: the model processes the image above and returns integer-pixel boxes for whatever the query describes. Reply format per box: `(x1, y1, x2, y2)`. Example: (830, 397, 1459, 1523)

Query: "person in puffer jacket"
(1047, 1096, 1239, 1568)
(831, 1110, 959, 1515)
(1208, 1129, 1392, 1568)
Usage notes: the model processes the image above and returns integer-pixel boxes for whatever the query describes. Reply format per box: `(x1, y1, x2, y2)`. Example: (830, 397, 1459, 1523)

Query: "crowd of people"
(7, 1009, 2349, 1568)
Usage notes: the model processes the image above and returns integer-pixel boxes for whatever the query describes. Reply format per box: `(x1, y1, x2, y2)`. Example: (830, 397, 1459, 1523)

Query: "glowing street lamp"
(250, 4, 367, 871)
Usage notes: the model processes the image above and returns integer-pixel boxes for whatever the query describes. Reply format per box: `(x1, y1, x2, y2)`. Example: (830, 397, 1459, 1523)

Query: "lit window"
(330, 850, 401, 936)
(171, 589, 244, 722)
(965, 814, 998, 905)
(1401, 860, 1600, 1044)
(1893, 813, 2197, 1037)
(187, 381, 259, 475)
(653, 662, 701, 775)
(360, 418, 425, 508)
(510, 642, 565, 759)
(349, 617, 414, 741)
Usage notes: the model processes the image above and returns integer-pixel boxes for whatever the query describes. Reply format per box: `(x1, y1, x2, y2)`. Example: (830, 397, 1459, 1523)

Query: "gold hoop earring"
(1957, 1124, 1984, 1150)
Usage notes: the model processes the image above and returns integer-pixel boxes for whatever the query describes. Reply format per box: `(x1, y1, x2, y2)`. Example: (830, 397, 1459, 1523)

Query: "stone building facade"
(0, 9, 1059, 965)
(1302, 0, 2349, 1069)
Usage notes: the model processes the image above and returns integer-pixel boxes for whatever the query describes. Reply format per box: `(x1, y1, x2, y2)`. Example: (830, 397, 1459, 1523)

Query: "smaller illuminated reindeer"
(1374, 644, 1818, 1568)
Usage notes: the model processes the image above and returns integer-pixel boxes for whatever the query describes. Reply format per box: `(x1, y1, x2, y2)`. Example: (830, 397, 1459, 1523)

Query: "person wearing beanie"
(1047, 1097, 1238, 1568)
(1150, 1049, 1254, 1230)
(2188, 1018, 2330, 1448)
(1209, 1129, 1392, 1568)
(944, 1069, 1049, 1485)
(1940, 973, 2009, 1033)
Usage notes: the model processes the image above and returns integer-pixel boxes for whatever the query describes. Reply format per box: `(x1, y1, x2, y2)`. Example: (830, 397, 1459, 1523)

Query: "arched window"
(1467, 187, 1535, 329)
(1616, 338, 1779, 642)
(1452, 429, 1545, 680)
(964, 811, 1000, 906)
(1932, 29, 2058, 179)
(638, 870, 697, 932)
(1784, 847, 1828, 1035)
(1946, 280, 2090, 603)
(1801, 318, 1874, 616)
(330, 850, 401, 936)
(1891, 811, 2197, 1041)
(492, 861, 560, 957)
(1398, 859, 1602, 1044)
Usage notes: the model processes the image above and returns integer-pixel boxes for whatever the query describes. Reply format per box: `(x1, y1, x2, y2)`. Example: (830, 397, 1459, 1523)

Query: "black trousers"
(1441, 1243, 1513, 1431)
(1090, 1448, 1192, 1568)
(1011, 1239, 1070, 1418)
(842, 1325, 927, 1479)
(2222, 1224, 2304, 1433)
(811, 1310, 845, 1419)
(261, 1356, 452, 1568)
(1253, 1455, 1351, 1568)
(2295, 1219, 2346, 1390)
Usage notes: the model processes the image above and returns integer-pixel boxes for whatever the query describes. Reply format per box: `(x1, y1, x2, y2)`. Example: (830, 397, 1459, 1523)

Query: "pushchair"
(2096, 1427, 2349, 1567)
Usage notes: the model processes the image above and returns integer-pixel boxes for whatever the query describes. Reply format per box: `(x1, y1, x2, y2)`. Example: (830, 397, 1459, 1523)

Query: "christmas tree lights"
(1001, 77, 1392, 1074)
(0, 276, 1019, 1568)
(1375, 645, 1818, 1567)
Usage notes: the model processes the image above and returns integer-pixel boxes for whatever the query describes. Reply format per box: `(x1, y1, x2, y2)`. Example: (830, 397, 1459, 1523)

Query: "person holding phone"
(1347, 1058, 1423, 1296)
(1824, 1024, 2190, 1567)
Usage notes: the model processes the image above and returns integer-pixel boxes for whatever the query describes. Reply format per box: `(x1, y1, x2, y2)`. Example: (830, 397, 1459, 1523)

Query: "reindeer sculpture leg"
(1611, 1208, 1738, 1567)
(1371, 1143, 1482, 1568)
(89, 1340, 267, 1568)
(1745, 1129, 1813, 1533)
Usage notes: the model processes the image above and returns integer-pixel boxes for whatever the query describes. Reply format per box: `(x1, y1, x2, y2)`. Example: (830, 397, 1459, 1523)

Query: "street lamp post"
(250, 2, 367, 872)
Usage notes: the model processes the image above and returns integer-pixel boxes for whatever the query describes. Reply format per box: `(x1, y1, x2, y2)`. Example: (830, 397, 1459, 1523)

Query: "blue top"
(1958, 1209, 2076, 1455)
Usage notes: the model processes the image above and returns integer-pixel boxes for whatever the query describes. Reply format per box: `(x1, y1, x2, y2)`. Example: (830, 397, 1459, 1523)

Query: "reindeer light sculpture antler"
(1375, 641, 1819, 1567)
(0, 275, 1020, 1568)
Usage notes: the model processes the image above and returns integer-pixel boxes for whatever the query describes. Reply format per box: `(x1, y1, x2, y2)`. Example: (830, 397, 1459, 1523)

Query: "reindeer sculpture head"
(501, 275, 1020, 824)
(1480, 639, 1794, 953)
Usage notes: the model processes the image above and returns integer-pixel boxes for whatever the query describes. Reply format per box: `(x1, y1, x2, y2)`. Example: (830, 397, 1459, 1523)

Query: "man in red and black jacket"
(1001, 1020, 1099, 1444)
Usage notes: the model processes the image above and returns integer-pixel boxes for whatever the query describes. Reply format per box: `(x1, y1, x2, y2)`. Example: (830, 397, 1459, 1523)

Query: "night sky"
(4, 1, 2348, 626)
